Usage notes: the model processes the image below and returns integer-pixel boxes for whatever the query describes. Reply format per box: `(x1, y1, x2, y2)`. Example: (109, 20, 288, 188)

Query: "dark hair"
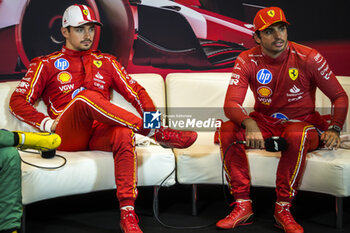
(255, 30, 261, 39)
(252, 31, 261, 44)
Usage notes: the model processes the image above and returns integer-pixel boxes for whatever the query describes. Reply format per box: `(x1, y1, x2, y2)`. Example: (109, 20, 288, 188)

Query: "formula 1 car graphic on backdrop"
(0, 0, 255, 78)
(128, 0, 255, 72)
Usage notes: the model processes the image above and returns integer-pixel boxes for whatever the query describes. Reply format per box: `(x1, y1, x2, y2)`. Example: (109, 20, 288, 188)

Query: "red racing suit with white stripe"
(219, 41, 348, 202)
(9, 46, 156, 207)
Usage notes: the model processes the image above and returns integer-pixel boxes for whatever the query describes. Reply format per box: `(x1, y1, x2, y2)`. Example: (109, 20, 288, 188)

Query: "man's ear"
(253, 32, 261, 45)
(61, 27, 69, 39)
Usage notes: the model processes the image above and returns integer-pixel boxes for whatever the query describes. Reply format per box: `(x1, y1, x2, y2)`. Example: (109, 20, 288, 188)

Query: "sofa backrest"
(110, 73, 166, 117)
(165, 72, 253, 131)
(165, 73, 350, 134)
(0, 73, 165, 132)
(0, 81, 38, 132)
(1, 73, 349, 133)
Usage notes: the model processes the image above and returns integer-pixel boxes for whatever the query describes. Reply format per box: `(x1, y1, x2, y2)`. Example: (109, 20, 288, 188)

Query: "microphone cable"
(152, 137, 284, 229)
(152, 168, 215, 229)
(19, 149, 67, 169)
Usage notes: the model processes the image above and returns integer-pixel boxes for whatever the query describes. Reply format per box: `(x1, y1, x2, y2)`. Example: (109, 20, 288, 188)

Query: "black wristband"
(328, 125, 341, 134)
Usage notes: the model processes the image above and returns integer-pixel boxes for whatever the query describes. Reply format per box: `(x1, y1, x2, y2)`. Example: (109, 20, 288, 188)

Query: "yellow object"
(15, 131, 61, 151)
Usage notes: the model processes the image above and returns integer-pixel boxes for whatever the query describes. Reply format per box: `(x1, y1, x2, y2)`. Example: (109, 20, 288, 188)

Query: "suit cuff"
(40, 117, 54, 132)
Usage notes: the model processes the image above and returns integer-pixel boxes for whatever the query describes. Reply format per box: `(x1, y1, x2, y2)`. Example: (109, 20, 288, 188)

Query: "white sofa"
(0, 74, 176, 207)
(166, 72, 350, 228)
(1, 72, 349, 230)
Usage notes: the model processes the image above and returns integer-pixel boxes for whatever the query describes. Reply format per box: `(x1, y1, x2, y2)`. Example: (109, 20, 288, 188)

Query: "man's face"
(254, 22, 288, 58)
(61, 23, 95, 51)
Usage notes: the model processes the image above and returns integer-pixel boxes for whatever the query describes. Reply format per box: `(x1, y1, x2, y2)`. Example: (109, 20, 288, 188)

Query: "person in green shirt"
(0, 130, 60, 233)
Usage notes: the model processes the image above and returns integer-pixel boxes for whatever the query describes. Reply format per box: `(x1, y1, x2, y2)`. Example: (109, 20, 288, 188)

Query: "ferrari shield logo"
(83, 9, 89, 16)
(93, 60, 102, 68)
(289, 68, 299, 81)
(267, 10, 275, 17)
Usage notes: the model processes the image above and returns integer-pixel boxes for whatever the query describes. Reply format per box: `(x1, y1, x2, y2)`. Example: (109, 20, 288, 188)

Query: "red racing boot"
(274, 202, 304, 233)
(154, 126, 197, 148)
(120, 209, 143, 233)
(216, 199, 254, 229)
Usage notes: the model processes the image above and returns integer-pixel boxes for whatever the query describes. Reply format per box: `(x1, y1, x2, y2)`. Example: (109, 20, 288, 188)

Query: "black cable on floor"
(152, 168, 215, 229)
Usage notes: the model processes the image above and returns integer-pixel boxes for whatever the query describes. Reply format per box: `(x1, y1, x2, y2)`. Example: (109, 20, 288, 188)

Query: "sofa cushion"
(21, 145, 175, 204)
(175, 132, 350, 197)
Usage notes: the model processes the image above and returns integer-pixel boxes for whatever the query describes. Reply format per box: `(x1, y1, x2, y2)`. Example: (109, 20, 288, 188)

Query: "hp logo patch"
(54, 58, 69, 70)
(257, 69, 272, 84)
(143, 110, 161, 129)
(271, 112, 289, 120)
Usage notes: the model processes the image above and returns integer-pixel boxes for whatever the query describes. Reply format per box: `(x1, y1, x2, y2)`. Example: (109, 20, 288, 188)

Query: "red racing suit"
(9, 46, 157, 207)
(219, 41, 348, 202)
